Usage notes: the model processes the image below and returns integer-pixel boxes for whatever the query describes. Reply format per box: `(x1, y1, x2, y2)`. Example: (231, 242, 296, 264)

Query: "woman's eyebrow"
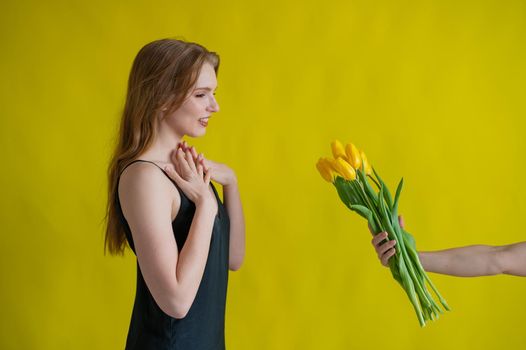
(194, 86, 218, 91)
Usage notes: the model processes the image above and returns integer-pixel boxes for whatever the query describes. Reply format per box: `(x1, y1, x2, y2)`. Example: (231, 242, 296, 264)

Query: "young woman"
(104, 38, 245, 349)
(370, 216, 526, 277)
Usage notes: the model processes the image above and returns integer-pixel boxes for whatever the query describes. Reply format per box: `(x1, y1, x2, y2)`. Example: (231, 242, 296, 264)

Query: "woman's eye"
(195, 94, 205, 98)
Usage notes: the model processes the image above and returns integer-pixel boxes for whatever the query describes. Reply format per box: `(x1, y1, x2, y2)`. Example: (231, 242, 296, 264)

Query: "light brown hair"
(104, 38, 220, 255)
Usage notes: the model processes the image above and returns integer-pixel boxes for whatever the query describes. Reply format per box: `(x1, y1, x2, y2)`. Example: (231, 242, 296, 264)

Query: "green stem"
(367, 174, 381, 190)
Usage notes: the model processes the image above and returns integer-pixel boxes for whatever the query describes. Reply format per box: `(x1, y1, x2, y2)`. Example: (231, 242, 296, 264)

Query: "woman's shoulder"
(120, 159, 171, 176)
(118, 160, 181, 219)
(120, 160, 169, 186)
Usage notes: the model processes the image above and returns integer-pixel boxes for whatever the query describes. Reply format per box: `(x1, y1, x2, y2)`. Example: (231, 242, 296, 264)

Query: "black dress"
(116, 159, 230, 350)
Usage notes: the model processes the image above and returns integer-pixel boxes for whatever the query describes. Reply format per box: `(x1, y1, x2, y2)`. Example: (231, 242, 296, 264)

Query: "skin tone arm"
(120, 147, 216, 319)
(222, 178, 246, 270)
(180, 141, 246, 271)
(371, 216, 526, 277)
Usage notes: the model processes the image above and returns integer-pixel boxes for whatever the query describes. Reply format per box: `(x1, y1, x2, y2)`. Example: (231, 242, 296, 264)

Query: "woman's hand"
(179, 141, 237, 186)
(163, 146, 215, 207)
(369, 216, 405, 267)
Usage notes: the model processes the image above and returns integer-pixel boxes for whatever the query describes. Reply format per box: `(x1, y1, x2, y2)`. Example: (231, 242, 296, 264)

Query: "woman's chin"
(187, 129, 207, 138)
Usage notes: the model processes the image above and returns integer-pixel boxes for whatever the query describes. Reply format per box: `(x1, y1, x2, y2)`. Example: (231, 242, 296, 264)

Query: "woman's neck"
(138, 129, 182, 164)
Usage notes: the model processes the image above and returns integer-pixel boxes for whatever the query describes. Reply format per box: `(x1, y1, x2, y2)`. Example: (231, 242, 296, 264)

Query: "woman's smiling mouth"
(199, 117, 209, 127)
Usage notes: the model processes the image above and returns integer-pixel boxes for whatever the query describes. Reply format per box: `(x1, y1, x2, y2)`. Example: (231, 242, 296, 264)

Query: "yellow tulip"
(325, 157, 339, 172)
(345, 143, 362, 169)
(360, 150, 372, 175)
(333, 157, 356, 181)
(331, 140, 346, 159)
(316, 158, 334, 183)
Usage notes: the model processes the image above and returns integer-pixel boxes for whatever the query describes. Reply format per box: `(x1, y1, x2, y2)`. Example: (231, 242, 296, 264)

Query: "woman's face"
(165, 62, 220, 138)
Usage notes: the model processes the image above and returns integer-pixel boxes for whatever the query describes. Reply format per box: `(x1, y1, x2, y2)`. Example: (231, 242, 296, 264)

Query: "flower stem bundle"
(316, 140, 450, 327)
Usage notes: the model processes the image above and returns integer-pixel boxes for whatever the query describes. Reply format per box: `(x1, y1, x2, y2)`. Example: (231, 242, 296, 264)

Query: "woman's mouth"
(199, 117, 209, 127)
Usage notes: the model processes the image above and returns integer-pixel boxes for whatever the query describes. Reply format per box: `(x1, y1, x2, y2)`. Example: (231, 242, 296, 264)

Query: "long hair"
(104, 38, 220, 255)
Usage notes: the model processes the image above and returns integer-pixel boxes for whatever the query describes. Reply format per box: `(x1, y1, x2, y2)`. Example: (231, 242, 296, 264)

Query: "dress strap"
(119, 159, 171, 180)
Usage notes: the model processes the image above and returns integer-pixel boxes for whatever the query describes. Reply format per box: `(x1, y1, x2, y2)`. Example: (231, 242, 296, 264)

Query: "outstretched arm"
(371, 217, 526, 277)
(418, 242, 526, 277)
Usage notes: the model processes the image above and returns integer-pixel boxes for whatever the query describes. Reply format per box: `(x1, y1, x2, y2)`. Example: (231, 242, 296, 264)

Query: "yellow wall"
(1, 0, 525, 348)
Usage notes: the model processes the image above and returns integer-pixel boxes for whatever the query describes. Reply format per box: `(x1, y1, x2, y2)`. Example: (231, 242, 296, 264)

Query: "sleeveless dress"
(116, 159, 230, 350)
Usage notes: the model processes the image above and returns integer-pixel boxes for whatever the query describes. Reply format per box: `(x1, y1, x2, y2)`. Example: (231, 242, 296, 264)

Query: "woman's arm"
(223, 177, 246, 271)
(182, 142, 246, 271)
(121, 150, 216, 319)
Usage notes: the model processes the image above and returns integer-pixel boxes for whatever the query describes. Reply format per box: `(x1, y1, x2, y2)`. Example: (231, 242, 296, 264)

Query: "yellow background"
(1, 0, 525, 349)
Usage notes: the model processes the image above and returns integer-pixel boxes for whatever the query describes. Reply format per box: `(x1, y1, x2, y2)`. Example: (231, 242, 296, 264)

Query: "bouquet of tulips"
(316, 140, 450, 327)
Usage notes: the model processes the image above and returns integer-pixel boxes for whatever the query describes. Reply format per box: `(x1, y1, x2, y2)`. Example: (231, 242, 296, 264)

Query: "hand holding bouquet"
(316, 140, 450, 327)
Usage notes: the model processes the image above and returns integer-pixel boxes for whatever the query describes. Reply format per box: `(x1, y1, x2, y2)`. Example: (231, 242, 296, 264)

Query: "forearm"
(175, 203, 216, 306)
(418, 245, 503, 277)
(224, 180, 245, 271)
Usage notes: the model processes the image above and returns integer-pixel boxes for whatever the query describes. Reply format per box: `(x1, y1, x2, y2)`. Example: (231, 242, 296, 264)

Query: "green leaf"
(373, 167, 393, 209)
(334, 177, 354, 209)
(357, 167, 379, 205)
(367, 174, 381, 190)
(392, 177, 404, 214)
(349, 204, 373, 223)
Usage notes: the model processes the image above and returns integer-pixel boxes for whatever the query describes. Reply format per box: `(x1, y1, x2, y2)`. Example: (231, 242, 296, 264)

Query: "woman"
(370, 216, 526, 277)
(104, 38, 245, 349)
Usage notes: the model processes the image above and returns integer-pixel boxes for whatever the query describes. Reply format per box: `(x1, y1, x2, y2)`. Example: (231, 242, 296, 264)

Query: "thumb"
(204, 167, 212, 185)
(398, 215, 405, 229)
(164, 164, 184, 184)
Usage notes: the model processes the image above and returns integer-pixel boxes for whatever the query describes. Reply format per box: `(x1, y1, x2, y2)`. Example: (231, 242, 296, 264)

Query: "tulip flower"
(333, 157, 356, 181)
(345, 143, 362, 169)
(360, 150, 372, 175)
(316, 158, 334, 183)
(331, 140, 346, 159)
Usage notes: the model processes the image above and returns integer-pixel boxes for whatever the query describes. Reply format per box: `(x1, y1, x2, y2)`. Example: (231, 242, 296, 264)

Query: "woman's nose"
(208, 96, 220, 113)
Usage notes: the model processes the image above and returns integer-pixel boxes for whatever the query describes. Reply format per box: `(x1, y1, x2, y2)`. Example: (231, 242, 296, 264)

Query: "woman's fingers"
(185, 149, 197, 173)
(175, 142, 210, 185)
(180, 140, 187, 152)
(190, 146, 198, 160)
(176, 148, 192, 175)
(171, 145, 210, 184)
(180, 141, 200, 169)
(197, 163, 203, 178)
(204, 167, 212, 185)
(199, 154, 209, 171)
(182, 142, 201, 165)
(170, 149, 182, 175)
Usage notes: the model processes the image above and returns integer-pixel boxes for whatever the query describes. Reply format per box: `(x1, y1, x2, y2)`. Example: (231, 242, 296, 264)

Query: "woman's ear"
(158, 105, 169, 120)
(159, 100, 170, 112)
